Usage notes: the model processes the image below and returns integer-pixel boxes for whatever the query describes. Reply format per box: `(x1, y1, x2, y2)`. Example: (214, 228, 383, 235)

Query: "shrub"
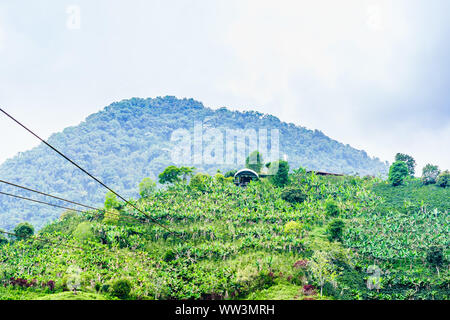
(59, 210, 79, 221)
(325, 199, 340, 217)
(388, 161, 409, 186)
(281, 187, 307, 204)
(426, 246, 444, 267)
(189, 173, 212, 192)
(13, 222, 34, 240)
(111, 279, 132, 299)
(72, 222, 95, 242)
(436, 170, 449, 188)
(284, 221, 303, 235)
(327, 219, 345, 242)
(104, 191, 120, 210)
(421, 164, 440, 185)
(139, 177, 156, 198)
(163, 249, 177, 262)
(224, 170, 237, 178)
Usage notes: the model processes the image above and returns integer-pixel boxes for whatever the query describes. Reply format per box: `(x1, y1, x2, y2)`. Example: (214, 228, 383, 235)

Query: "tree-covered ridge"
(0, 96, 388, 230)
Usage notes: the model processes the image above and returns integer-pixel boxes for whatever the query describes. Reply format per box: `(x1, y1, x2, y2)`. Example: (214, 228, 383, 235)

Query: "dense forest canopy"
(0, 96, 388, 230)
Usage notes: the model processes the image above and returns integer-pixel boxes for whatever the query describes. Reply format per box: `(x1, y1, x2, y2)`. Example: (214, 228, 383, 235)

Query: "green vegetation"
(395, 153, 416, 176)
(422, 164, 440, 185)
(138, 178, 156, 199)
(388, 161, 409, 186)
(245, 151, 264, 173)
(436, 170, 450, 188)
(13, 222, 34, 240)
(1, 162, 447, 300)
(0, 96, 389, 231)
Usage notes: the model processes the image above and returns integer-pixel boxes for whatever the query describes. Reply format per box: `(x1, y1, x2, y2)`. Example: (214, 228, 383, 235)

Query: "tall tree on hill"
(139, 177, 157, 198)
(245, 150, 264, 173)
(421, 164, 440, 185)
(388, 161, 409, 186)
(395, 153, 416, 176)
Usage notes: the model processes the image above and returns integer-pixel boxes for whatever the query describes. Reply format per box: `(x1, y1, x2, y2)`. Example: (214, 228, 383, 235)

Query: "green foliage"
(111, 279, 132, 299)
(158, 166, 194, 184)
(324, 199, 340, 217)
(72, 222, 95, 242)
(138, 177, 156, 198)
(189, 173, 212, 192)
(245, 151, 264, 173)
(327, 219, 345, 242)
(0, 97, 389, 231)
(13, 222, 34, 240)
(389, 161, 409, 186)
(269, 160, 290, 187)
(421, 164, 440, 185)
(0, 232, 7, 245)
(0, 169, 447, 301)
(224, 170, 237, 178)
(59, 210, 79, 221)
(104, 191, 120, 210)
(426, 246, 444, 267)
(436, 170, 450, 188)
(395, 153, 416, 176)
(283, 221, 302, 235)
(281, 187, 307, 204)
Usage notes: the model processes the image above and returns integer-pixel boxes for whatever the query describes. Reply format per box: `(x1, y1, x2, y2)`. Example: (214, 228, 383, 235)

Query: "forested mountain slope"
(0, 96, 388, 230)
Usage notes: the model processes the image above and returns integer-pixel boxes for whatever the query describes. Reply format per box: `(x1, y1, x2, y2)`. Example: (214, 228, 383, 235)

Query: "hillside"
(0, 172, 447, 300)
(0, 96, 388, 230)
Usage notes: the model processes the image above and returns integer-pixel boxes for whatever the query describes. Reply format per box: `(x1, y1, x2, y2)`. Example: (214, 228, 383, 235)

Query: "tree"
(268, 160, 290, 187)
(388, 161, 409, 186)
(179, 166, 195, 182)
(436, 170, 450, 188)
(158, 166, 181, 184)
(421, 164, 440, 185)
(245, 150, 264, 173)
(189, 173, 212, 192)
(158, 166, 194, 184)
(138, 177, 156, 198)
(309, 251, 340, 296)
(13, 222, 34, 240)
(104, 191, 120, 210)
(395, 153, 416, 176)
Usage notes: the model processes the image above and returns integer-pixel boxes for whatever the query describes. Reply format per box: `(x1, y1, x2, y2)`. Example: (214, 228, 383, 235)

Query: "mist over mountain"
(0, 96, 388, 230)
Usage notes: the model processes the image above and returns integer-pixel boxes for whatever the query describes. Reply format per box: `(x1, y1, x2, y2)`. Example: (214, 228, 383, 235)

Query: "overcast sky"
(0, 0, 449, 174)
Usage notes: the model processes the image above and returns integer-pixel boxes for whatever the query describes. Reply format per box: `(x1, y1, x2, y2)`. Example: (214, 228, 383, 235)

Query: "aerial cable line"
(0, 190, 152, 226)
(0, 179, 150, 224)
(0, 108, 178, 236)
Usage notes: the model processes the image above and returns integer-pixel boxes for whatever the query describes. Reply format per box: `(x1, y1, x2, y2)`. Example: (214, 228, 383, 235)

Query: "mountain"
(0, 96, 388, 230)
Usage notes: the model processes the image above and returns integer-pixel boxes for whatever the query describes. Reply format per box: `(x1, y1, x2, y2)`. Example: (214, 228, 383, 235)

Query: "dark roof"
(234, 168, 259, 178)
(307, 170, 344, 176)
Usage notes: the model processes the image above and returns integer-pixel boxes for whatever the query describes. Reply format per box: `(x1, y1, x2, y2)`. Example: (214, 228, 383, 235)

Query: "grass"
(34, 291, 107, 300)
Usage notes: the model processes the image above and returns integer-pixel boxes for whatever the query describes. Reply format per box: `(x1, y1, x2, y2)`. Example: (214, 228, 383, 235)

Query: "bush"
(72, 222, 95, 242)
(421, 164, 440, 185)
(139, 177, 156, 198)
(59, 210, 79, 221)
(163, 249, 177, 262)
(281, 187, 307, 204)
(111, 279, 132, 299)
(13, 222, 34, 240)
(104, 191, 120, 210)
(325, 199, 340, 217)
(189, 173, 212, 192)
(436, 170, 449, 188)
(327, 219, 345, 242)
(284, 221, 303, 235)
(388, 161, 409, 186)
(426, 246, 444, 267)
